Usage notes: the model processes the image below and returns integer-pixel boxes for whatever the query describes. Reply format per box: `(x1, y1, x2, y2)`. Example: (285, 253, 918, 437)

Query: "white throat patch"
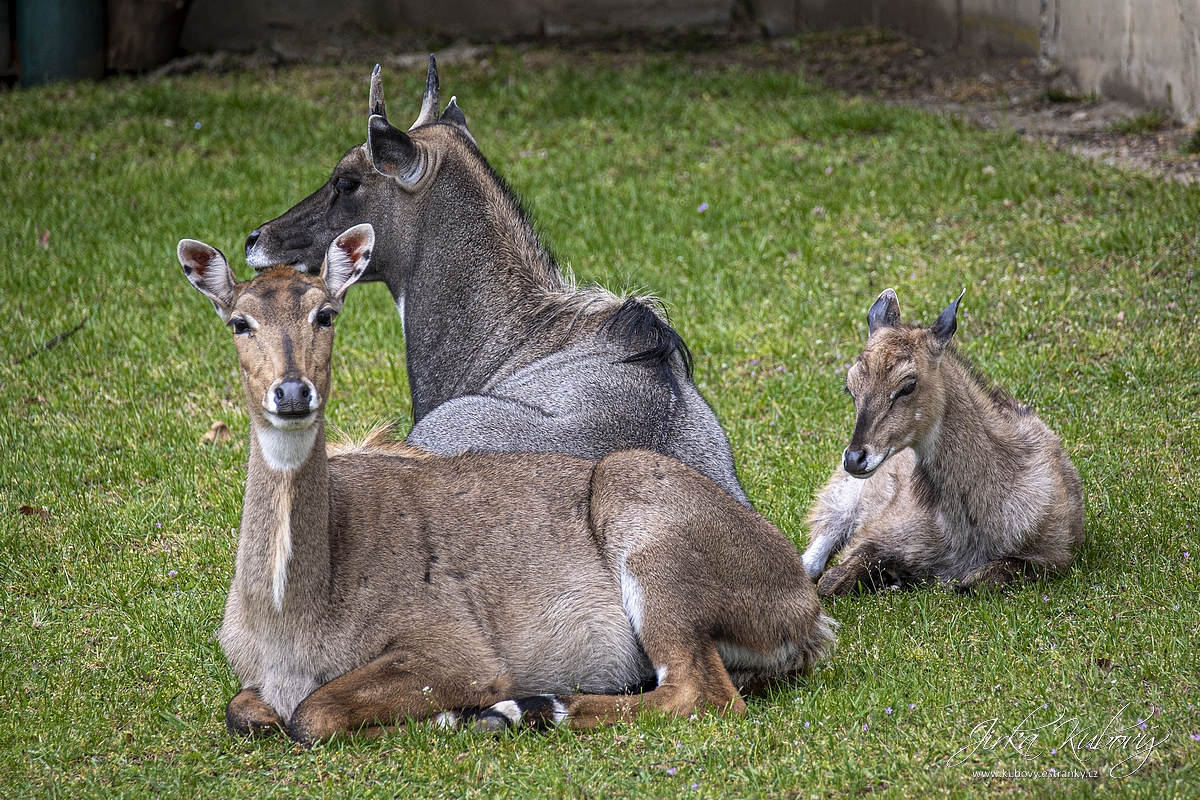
(255, 423, 320, 473)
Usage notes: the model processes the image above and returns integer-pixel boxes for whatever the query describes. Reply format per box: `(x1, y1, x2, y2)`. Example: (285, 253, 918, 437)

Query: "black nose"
(273, 380, 313, 416)
(245, 228, 261, 257)
(844, 448, 869, 474)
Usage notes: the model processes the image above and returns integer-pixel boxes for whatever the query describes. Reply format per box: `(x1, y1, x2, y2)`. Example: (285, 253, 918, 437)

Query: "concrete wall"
(178, 0, 1200, 121)
(1042, 0, 1200, 120)
(180, 0, 733, 52)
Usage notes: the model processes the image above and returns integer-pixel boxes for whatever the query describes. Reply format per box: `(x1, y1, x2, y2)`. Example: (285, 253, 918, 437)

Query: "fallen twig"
(12, 312, 89, 365)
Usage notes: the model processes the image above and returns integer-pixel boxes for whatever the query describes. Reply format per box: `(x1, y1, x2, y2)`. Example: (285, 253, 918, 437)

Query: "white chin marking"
(255, 423, 320, 473)
(862, 448, 892, 474)
(245, 248, 272, 269)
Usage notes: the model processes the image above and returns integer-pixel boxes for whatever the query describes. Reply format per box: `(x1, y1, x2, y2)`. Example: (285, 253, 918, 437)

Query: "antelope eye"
(332, 176, 359, 193)
(315, 308, 335, 328)
(230, 317, 252, 335)
(895, 380, 917, 398)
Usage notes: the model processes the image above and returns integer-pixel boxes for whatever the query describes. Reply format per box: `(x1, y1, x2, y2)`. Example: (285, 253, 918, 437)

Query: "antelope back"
(178, 225, 375, 431)
(841, 289, 962, 477)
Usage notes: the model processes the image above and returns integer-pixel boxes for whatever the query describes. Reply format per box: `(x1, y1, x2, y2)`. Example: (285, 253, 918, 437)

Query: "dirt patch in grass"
(772, 29, 1200, 185)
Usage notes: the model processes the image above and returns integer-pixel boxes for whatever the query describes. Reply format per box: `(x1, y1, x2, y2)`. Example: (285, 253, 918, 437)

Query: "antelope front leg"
(817, 541, 904, 597)
(959, 557, 1045, 592)
(286, 651, 511, 746)
(226, 688, 287, 737)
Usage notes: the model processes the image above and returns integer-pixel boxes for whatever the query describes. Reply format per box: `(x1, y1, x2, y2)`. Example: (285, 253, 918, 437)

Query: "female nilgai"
(803, 289, 1084, 596)
(178, 224, 834, 744)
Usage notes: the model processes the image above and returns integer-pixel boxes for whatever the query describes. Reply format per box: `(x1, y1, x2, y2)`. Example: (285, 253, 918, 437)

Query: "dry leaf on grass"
(201, 421, 232, 444)
(18, 505, 51, 521)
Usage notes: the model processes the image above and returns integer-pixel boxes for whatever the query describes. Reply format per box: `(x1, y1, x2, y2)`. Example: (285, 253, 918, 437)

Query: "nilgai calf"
(803, 289, 1084, 596)
(244, 58, 749, 505)
(178, 224, 834, 744)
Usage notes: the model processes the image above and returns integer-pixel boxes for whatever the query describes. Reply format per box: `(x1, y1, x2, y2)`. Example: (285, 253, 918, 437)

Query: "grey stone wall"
(178, 0, 1200, 121)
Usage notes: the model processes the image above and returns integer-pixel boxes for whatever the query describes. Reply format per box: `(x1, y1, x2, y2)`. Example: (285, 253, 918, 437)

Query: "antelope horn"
(369, 64, 387, 122)
(411, 54, 440, 130)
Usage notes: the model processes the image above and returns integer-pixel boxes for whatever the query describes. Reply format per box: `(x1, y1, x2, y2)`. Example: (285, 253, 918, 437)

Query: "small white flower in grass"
(667, 767, 677, 775)
(697, 202, 708, 213)
(885, 707, 893, 715)
(168, 570, 177, 578)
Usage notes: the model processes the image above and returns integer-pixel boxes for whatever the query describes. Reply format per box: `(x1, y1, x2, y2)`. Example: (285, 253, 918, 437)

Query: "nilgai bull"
(803, 289, 1084, 596)
(179, 224, 835, 745)
(244, 58, 749, 505)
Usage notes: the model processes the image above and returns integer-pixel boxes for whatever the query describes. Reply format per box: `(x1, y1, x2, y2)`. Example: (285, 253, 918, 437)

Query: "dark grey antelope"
(179, 224, 834, 745)
(244, 58, 749, 505)
(802, 289, 1084, 595)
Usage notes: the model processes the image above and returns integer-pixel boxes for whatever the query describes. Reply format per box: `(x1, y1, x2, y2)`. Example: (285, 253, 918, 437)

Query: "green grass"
(2, 43, 1198, 798)
(1108, 109, 1171, 136)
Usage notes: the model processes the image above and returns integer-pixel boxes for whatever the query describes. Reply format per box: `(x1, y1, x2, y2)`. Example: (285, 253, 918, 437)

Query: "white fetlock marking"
(433, 711, 460, 728)
(489, 700, 523, 725)
(549, 697, 570, 725)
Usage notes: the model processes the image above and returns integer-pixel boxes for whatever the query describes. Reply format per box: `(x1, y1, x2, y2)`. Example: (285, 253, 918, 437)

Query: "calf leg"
(959, 557, 1045, 592)
(803, 469, 864, 578)
(816, 540, 907, 597)
(226, 688, 286, 737)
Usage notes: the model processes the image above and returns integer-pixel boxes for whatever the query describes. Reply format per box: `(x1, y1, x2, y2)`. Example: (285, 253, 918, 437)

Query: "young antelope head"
(178, 224, 374, 438)
(842, 288, 963, 477)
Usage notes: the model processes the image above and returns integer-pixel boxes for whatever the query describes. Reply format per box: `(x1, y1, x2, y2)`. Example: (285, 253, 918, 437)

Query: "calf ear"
(931, 289, 965, 347)
(368, 114, 422, 186)
(867, 288, 902, 336)
(321, 224, 374, 303)
(178, 239, 237, 320)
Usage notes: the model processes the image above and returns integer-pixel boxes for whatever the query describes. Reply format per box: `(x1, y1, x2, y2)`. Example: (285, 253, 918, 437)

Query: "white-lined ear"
(178, 239, 237, 320)
(931, 288, 965, 348)
(321, 224, 374, 302)
(867, 288, 902, 336)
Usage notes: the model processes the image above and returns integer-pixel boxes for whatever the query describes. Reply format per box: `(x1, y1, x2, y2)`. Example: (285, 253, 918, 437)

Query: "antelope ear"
(369, 114, 422, 186)
(178, 239, 237, 320)
(440, 96, 474, 143)
(930, 289, 965, 348)
(321, 224, 374, 303)
(867, 288, 902, 336)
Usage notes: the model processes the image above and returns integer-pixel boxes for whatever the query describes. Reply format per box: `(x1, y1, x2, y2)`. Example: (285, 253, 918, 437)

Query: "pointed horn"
(369, 64, 387, 122)
(411, 54, 440, 130)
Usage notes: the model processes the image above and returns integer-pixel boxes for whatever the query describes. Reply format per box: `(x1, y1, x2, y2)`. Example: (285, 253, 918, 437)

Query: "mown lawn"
(1, 41, 1197, 798)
